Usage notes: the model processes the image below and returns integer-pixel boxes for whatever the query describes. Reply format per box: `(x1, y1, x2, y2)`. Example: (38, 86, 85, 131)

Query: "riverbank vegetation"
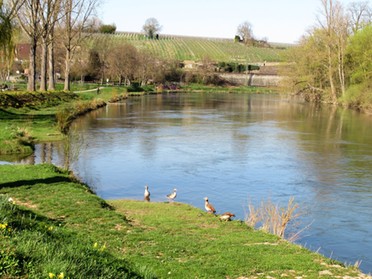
(0, 164, 370, 278)
(0, 87, 127, 156)
(284, 0, 371, 112)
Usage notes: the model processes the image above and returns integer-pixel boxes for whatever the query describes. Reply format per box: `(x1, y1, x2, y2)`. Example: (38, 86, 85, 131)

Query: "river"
(19, 93, 372, 273)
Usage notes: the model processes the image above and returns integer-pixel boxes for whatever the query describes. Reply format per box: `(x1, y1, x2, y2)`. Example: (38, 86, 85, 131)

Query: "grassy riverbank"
(0, 164, 370, 278)
(0, 87, 128, 157)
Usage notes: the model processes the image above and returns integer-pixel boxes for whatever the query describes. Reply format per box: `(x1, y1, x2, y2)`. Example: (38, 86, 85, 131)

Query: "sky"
(100, 0, 357, 44)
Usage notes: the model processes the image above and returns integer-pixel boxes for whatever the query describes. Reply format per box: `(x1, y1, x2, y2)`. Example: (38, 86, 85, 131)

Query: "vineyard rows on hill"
(93, 32, 287, 63)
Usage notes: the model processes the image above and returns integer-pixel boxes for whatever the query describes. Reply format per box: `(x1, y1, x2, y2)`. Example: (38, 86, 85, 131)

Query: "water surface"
(33, 93, 372, 272)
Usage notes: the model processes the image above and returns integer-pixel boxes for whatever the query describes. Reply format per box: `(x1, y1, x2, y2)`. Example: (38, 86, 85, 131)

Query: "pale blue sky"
(100, 0, 357, 43)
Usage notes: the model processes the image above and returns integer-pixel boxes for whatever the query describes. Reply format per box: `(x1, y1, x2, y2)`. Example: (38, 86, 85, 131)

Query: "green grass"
(0, 164, 143, 278)
(0, 87, 128, 156)
(0, 164, 367, 278)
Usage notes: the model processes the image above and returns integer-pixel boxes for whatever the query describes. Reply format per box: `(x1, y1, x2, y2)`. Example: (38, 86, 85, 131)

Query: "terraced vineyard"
(93, 32, 288, 63)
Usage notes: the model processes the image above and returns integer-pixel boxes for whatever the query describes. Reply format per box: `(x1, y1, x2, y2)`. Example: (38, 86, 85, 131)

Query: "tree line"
(286, 0, 371, 109)
(0, 0, 100, 92)
(71, 37, 184, 86)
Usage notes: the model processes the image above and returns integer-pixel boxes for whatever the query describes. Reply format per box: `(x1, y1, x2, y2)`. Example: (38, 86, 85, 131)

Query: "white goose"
(166, 188, 177, 202)
(204, 197, 216, 214)
(144, 185, 150, 202)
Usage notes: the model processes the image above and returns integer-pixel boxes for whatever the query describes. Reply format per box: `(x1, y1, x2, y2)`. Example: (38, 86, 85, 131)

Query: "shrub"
(245, 197, 302, 240)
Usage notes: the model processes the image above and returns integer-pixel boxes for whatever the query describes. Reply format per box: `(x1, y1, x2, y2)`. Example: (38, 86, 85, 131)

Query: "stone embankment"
(220, 63, 283, 87)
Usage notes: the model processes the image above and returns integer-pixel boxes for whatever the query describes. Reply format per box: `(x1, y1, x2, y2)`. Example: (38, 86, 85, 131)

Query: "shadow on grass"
(0, 108, 56, 120)
(0, 176, 73, 189)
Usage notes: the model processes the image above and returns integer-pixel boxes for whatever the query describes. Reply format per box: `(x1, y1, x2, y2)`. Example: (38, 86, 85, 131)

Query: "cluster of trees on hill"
(70, 39, 183, 86)
(70, 37, 236, 87)
(286, 0, 371, 109)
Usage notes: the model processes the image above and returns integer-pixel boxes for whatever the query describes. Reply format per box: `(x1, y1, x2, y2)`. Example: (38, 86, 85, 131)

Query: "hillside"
(92, 32, 288, 63)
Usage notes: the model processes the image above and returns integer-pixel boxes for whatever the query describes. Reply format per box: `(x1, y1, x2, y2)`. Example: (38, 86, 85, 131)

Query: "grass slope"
(94, 33, 287, 63)
(1, 164, 369, 278)
(0, 87, 128, 157)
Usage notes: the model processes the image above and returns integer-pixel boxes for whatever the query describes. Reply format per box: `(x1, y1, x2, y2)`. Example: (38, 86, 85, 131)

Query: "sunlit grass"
(0, 164, 367, 278)
(0, 87, 128, 156)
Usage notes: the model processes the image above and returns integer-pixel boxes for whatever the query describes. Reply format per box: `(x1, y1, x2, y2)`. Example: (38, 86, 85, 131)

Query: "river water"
(21, 93, 372, 273)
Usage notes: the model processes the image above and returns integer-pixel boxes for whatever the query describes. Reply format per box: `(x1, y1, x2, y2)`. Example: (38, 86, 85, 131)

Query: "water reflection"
(4, 93, 372, 273)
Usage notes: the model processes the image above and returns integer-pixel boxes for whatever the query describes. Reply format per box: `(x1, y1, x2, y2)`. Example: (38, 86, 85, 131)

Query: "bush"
(340, 83, 372, 111)
(245, 197, 302, 240)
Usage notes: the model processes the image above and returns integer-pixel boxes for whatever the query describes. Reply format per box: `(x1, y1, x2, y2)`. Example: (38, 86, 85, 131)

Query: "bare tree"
(237, 21, 254, 46)
(142, 17, 161, 39)
(348, 1, 371, 34)
(107, 42, 138, 85)
(13, 0, 41, 91)
(60, 0, 99, 91)
(135, 51, 156, 86)
(38, 0, 61, 91)
(317, 0, 341, 102)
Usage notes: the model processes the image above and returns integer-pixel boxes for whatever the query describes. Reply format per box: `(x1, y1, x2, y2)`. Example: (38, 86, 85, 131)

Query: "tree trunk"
(39, 39, 48, 91)
(337, 38, 346, 97)
(327, 46, 337, 103)
(48, 36, 56, 91)
(28, 36, 37, 92)
(64, 48, 71, 91)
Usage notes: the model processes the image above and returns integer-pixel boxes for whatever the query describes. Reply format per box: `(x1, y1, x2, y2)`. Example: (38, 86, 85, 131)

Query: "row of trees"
(287, 0, 371, 108)
(1, 0, 100, 92)
(69, 37, 183, 86)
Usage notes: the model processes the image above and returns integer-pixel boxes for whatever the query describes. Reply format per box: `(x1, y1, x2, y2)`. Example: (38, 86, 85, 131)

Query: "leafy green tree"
(342, 25, 372, 109)
(346, 25, 372, 84)
(99, 23, 116, 34)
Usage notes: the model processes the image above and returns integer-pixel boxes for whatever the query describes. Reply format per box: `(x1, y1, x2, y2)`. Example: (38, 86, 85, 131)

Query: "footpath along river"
(29, 93, 372, 273)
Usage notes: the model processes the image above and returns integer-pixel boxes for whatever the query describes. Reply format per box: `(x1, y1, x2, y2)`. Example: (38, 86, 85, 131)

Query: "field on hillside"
(93, 32, 288, 63)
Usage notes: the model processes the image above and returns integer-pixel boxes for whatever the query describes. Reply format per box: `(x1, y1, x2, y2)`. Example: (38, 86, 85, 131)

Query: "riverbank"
(0, 163, 370, 278)
(0, 85, 276, 158)
(0, 87, 128, 157)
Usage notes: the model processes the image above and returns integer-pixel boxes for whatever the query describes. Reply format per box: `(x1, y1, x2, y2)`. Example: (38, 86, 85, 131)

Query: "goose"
(144, 185, 150, 202)
(204, 197, 216, 214)
(166, 188, 177, 202)
(219, 212, 235, 221)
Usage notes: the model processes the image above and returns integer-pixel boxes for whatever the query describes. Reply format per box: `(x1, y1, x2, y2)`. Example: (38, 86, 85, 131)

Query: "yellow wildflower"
(57, 272, 64, 279)
(100, 244, 106, 252)
(93, 242, 98, 249)
(49, 272, 56, 278)
(0, 223, 8, 230)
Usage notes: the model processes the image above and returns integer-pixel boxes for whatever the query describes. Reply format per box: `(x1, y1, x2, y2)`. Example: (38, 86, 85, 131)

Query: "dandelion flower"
(57, 272, 64, 279)
(0, 223, 7, 230)
(49, 273, 56, 278)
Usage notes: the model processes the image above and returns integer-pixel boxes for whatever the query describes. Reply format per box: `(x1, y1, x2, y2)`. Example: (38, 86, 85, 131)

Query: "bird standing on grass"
(204, 197, 216, 214)
(167, 188, 177, 202)
(219, 212, 235, 221)
(144, 185, 150, 202)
